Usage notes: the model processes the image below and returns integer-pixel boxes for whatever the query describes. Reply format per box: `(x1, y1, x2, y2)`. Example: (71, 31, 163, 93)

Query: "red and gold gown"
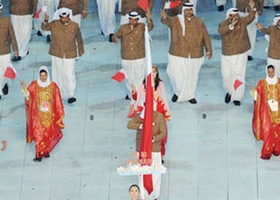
(252, 79, 280, 159)
(25, 81, 64, 158)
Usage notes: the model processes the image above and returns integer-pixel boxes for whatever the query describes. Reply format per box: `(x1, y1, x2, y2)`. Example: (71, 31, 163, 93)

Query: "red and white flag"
(111, 68, 127, 83)
(4, 66, 16, 79)
(138, 0, 149, 11)
(234, 76, 244, 90)
(139, 25, 154, 195)
(164, 1, 181, 9)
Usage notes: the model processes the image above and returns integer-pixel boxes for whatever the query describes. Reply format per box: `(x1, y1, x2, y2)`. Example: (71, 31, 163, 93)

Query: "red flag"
(4, 66, 16, 79)
(33, 8, 42, 18)
(111, 69, 127, 83)
(139, 25, 154, 195)
(234, 76, 244, 90)
(138, 0, 149, 11)
(164, 1, 181, 9)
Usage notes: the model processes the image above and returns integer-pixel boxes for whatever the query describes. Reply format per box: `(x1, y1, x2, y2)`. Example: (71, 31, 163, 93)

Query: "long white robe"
(167, 54, 204, 102)
(96, 0, 117, 37)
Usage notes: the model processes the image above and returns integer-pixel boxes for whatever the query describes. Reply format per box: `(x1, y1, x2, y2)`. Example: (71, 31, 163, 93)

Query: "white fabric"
(221, 51, 248, 101)
(267, 57, 280, 78)
(264, 0, 280, 6)
(51, 56, 76, 99)
(120, 15, 146, 25)
(238, 11, 258, 57)
(226, 7, 238, 18)
(167, 54, 204, 102)
(71, 14, 81, 27)
(96, 0, 117, 37)
(138, 152, 162, 200)
(52, 7, 73, 21)
(11, 14, 32, 57)
(122, 58, 145, 94)
(34, 0, 55, 36)
(37, 66, 51, 88)
(0, 54, 13, 95)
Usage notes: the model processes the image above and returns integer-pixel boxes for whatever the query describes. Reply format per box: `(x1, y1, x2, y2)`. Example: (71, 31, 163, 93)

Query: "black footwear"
(125, 94, 131, 100)
(109, 33, 114, 42)
(101, 30, 104, 35)
(44, 154, 50, 158)
(68, 97, 76, 104)
(2, 83, 8, 95)
(26, 51, 29, 56)
(12, 56, 21, 62)
(188, 98, 197, 104)
(171, 94, 178, 102)
(247, 56, 253, 61)
(46, 35, 51, 42)
(37, 30, 43, 36)
(0, 95, 1, 99)
(161, 159, 164, 164)
(33, 157, 42, 162)
(233, 100, 241, 106)
(275, 5, 280, 10)
(218, 5, 224, 11)
(263, 6, 269, 9)
(225, 93, 231, 104)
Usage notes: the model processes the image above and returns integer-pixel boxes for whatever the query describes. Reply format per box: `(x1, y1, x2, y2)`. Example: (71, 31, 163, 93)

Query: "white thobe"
(11, 15, 32, 57)
(52, 56, 76, 99)
(221, 52, 248, 101)
(96, 0, 118, 37)
(167, 54, 204, 102)
(122, 58, 145, 94)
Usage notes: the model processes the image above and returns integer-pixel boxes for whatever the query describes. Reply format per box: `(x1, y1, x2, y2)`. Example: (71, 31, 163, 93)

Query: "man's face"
(129, 18, 139, 26)
(60, 16, 70, 24)
(229, 13, 239, 21)
(277, 19, 280, 27)
(184, 8, 193, 17)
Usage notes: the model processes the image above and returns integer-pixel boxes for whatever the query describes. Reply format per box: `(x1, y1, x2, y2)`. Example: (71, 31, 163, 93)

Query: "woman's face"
(267, 67, 275, 78)
(129, 186, 140, 200)
(40, 71, 48, 83)
(152, 68, 158, 79)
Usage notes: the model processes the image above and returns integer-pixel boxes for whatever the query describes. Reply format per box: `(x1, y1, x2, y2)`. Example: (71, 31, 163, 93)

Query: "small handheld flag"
(138, 0, 149, 12)
(164, 1, 181, 9)
(4, 66, 16, 79)
(111, 69, 127, 83)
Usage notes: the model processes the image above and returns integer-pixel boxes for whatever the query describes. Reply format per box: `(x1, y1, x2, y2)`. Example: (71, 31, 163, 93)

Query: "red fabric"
(4, 66, 16, 79)
(234, 78, 243, 90)
(33, 8, 42, 18)
(252, 79, 280, 159)
(138, 0, 149, 11)
(112, 70, 126, 83)
(164, 1, 181, 9)
(26, 81, 64, 158)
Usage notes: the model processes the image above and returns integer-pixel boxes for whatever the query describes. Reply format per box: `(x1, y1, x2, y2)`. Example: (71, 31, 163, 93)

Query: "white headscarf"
(52, 7, 73, 21)
(178, 3, 194, 36)
(37, 66, 51, 88)
(266, 65, 278, 85)
(226, 8, 239, 19)
(273, 13, 280, 25)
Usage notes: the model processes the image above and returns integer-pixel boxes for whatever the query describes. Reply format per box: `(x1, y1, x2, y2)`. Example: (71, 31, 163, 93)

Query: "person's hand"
(82, 11, 87, 19)
(131, 84, 136, 94)
(14, 51, 19, 58)
(207, 52, 212, 59)
(249, 85, 255, 91)
(256, 23, 263, 30)
(20, 80, 27, 91)
(44, 13, 49, 22)
(146, 9, 151, 19)
(249, 0, 255, 9)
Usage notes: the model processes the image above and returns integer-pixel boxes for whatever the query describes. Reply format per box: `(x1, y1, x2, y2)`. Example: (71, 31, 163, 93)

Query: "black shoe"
(188, 98, 197, 104)
(218, 5, 224, 11)
(109, 33, 114, 42)
(46, 35, 51, 42)
(0, 95, 1, 99)
(68, 97, 76, 104)
(44, 154, 50, 158)
(2, 83, 8, 95)
(233, 100, 241, 106)
(12, 56, 21, 62)
(225, 93, 231, 104)
(275, 5, 280, 10)
(247, 55, 253, 61)
(101, 30, 104, 35)
(125, 94, 131, 100)
(171, 94, 178, 102)
(161, 159, 164, 164)
(33, 157, 42, 162)
(26, 51, 29, 56)
(263, 5, 269, 9)
(37, 30, 43, 36)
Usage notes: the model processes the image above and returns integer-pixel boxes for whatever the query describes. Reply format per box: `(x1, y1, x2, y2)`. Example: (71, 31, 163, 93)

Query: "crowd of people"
(1, 0, 280, 199)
